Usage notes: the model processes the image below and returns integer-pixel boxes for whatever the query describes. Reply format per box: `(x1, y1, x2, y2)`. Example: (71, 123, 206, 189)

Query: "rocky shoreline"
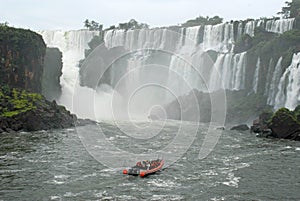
(250, 107, 300, 141)
(230, 107, 300, 141)
(0, 87, 77, 133)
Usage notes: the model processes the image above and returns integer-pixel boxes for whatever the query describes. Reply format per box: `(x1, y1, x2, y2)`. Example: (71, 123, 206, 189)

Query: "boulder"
(230, 124, 249, 131)
(268, 108, 300, 140)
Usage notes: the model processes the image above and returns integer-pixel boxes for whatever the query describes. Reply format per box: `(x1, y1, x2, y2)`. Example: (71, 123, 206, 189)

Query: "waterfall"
(104, 28, 178, 51)
(252, 57, 261, 93)
(267, 57, 282, 105)
(275, 53, 300, 109)
(202, 23, 234, 52)
(237, 22, 244, 39)
(209, 54, 226, 91)
(282, 53, 300, 109)
(40, 30, 120, 120)
(232, 52, 247, 90)
(40, 18, 299, 120)
(208, 52, 246, 92)
(167, 26, 204, 96)
(244, 21, 256, 37)
(265, 18, 295, 34)
(264, 58, 273, 96)
(243, 20, 264, 37)
(39, 30, 99, 111)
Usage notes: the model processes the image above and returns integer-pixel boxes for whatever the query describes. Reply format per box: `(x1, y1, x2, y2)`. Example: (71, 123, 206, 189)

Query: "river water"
(0, 121, 299, 200)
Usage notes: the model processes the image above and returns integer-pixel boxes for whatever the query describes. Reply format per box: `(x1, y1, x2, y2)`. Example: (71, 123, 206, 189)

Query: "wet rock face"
(42, 48, 62, 101)
(0, 26, 46, 93)
(268, 108, 300, 141)
(230, 124, 249, 131)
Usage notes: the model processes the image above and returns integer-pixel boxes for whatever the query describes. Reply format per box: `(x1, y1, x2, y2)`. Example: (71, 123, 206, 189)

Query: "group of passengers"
(135, 159, 161, 170)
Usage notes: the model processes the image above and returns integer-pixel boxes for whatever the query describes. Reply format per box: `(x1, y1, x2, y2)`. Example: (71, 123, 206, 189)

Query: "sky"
(0, 0, 288, 31)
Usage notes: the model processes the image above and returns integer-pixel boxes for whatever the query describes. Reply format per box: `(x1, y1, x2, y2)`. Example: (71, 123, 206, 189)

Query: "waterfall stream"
(40, 18, 299, 120)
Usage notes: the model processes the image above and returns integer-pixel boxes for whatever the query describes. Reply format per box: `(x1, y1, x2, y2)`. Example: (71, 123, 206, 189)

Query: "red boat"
(123, 159, 164, 177)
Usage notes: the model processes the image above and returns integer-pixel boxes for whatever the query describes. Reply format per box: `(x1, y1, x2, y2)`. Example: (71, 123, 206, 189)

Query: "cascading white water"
(243, 20, 265, 37)
(244, 21, 256, 37)
(40, 17, 299, 120)
(104, 28, 177, 51)
(202, 23, 234, 52)
(275, 53, 300, 110)
(267, 57, 282, 105)
(39, 30, 99, 110)
(231, 52, 247, 90)
(265, 18, 295, 34)
(252, 57, 261, 93)
(208, 52, 247, 91)
(167, 26, 204, 96)
(39, 30, 120, 120)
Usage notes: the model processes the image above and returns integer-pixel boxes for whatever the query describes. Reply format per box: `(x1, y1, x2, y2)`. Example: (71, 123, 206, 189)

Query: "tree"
(182, 15, 223, 27)
(84, 19, 90, 29)
(117, 19, 149, 30)
(278, 0, 300, 18)
(0, 22, 9, 26)
(83, 19, 103, 31)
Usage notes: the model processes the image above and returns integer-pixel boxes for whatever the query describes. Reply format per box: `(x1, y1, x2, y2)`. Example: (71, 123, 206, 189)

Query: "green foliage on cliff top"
(84, 19, 103, 31)
(182, 16, 223, 27)
(0, 25, 46, 57)
(0, 86, 43, 117)
(118, 19, 149, 30)
(235, 27, 300, 70)
(278, 0, 300, 18)
(0, 25, 46, 92)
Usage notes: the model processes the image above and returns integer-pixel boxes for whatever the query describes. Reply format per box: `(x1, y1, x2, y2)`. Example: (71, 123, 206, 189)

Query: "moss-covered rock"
(268, 108, 300, 140)
(0, 86, 77, 133)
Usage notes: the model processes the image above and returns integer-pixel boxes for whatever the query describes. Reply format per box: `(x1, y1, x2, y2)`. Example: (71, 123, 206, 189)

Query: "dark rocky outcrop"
(251, 107, 300, 141)
(0, 26, 46, 93)
(251, 110, 273, 133)
(79, 45, 126, 88)
(0, 26, 88, 133)
(42, 48, 62, 101)
(0, 87, 76, 133)
(268, 108, 300, 141)
(230, 124, 249, 131)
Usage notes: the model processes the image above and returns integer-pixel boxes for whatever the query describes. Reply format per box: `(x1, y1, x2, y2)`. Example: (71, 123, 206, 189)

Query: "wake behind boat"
(123, 159, 164, 177)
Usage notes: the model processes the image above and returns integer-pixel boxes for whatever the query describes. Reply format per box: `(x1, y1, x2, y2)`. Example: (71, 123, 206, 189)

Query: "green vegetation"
(84, 19, 149, 31)
(0, 25, 46, 92)
(182, 16, 223, 27)
(118, 19, 149, 30)
(268, 107, 300, 129)
(248, 28, 300, 69)
(269, 106, 300, 125)
(84, 19, 103, 31)
(226, 91, 272, 123)
(294, 105, 300, 121)
(278, 0, 300, 18)
(0, 86, 43, 117)
(0, 22, 9, 26)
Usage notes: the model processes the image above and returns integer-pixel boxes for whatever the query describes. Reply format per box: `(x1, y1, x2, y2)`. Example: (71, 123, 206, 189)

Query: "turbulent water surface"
(0, 121, 299, 200)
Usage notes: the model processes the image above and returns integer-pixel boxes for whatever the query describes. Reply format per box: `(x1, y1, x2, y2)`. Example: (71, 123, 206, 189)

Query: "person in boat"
(140, 160, 150, 169)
